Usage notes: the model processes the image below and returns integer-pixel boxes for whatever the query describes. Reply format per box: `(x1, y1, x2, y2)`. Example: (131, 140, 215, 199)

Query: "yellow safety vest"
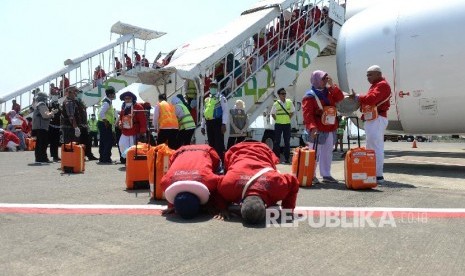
(274, 99, 292, 124)
(185, 80, 197, 99)
(158, 101, 179, 129)
(88, 119, 98, 132)
(97, 98, 115, 125)
(204, 96, 222, 120)
(177, 103, 195, 130)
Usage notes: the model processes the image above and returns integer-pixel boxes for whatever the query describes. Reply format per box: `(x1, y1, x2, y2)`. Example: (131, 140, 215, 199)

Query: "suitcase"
(125, 142, 150, 190)
(61, 142, 85, 173)
(26, 138, 36, 151)
(344, 117, 377, 189)
(291, 147, 316, 187)
(147, 143, 175, 199)
(291, 133, 318, 187)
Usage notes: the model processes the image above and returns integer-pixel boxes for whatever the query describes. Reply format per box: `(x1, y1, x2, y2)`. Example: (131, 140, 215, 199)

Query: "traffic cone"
(412, 139, 418, 148)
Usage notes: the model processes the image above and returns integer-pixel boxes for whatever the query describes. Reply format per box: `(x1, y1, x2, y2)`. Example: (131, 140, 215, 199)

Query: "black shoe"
(53, 157, 61, 162)
(376, 176, 385, 184)
(87, 156, 98, 161)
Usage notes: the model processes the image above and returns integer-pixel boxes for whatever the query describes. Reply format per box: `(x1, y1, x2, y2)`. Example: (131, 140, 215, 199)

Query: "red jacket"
(119, 103, 147, 136)
(358, 78, 391, 118)
(302, 85, 344, 132)
(1, 130, 20, 148)
(161, 145, 222, 194)
(217, 142, 300, 210)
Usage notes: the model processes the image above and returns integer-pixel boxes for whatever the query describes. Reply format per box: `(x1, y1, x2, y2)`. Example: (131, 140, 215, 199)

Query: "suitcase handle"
(346, 116, 361, 148)
(63, 142, 76, 152)
(296, 133, 319, 178)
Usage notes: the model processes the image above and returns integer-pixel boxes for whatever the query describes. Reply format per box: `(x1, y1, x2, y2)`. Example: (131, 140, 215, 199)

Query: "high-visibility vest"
(204, 96, 222, 120)
(177, 103, 195, 130)
(97, 98, 115, 125)
(88, 119, 98, 132)
(185, 80, 197, 100)
(158, 101, 179, 129)
(274, 99, 292, 124)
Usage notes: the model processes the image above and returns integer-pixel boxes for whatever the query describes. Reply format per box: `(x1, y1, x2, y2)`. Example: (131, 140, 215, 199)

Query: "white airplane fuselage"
(336, 0, 465, 134)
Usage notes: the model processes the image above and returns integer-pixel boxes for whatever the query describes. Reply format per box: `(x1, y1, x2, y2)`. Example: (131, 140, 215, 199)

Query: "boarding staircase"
(0, 22, 166, 115)
(137, 0, 345, 143)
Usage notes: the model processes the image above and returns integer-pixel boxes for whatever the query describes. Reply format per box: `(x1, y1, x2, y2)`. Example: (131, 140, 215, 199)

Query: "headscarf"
(310, 70, 328, 89)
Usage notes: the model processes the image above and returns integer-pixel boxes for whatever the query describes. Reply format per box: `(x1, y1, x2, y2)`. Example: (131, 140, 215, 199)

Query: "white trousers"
(119, 134, 136, 156)
(364, 116, 388, 177)
(308, 132, 334, 178)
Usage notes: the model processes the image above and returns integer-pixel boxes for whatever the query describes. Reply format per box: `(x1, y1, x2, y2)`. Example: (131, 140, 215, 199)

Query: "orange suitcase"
(344, 147, 377, 189)
(61, 142, 85, 173)
(291, 147, 316, 187)
(344, 117, 377, 190)
(26, 138, 36, 151)
(125, 143, 150, 190)
(147, 143, 175, 199)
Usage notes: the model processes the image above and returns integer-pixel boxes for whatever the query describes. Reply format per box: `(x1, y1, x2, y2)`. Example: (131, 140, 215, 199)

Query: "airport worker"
(61, 87, 83, 144)
(270, 87, 295, 164)
(227, 99, 248, 149)
(161, 144, 223, 219)
(215, 141, 300, 224)
(118, 91, 147, 163)
(76, 94, 98, 161)
(153, 93, 179, 149)
(171, 94, 195, 146)
(97, 87, 116, 164)
(0, 128, 20, 152)
(88, 114, 99, 147)
(302, 70, 344, 184)
(31, 93, 57, 162)
(349, 65, 391, 184)
(48, 88, 62, 161)
(200, 80, 229, 163)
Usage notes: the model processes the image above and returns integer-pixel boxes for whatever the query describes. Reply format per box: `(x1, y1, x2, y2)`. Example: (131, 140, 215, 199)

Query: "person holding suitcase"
(349, 65, 391, 184)
(302, 70, 344, 184)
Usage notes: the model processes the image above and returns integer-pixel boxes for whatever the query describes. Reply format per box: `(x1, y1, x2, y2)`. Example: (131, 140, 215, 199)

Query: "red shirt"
(358, 78, 391, 118)
(161, 145, 222, 194)
(216, 142, 300, 210)
(1, 130, 20, 148)
(302, 85, 344, 132)
(119, 103, 147, 136)
(125, 56, 132, 67)
(115, 60, 122, 70)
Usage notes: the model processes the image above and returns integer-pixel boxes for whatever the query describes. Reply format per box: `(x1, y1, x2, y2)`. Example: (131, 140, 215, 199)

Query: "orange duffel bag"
(125, 142, 150, 190)
(61, 142, 85, 173)
(26, 138, 36, 151)
(147, 143, 175, 200)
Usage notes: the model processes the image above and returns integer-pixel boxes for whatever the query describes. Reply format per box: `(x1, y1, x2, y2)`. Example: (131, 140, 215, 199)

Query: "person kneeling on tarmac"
(215, 140, 300, 224)
(161, 144, 223, 219)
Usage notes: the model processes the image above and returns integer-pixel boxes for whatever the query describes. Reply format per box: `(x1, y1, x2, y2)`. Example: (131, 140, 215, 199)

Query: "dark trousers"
(79, 126, 94, 158)
(89, 131, 98, 147)
(48, 126, 61, 159)
(227, 136, 246, 150)
(98, 121, 114, 162)
(157, 129, 179, 150)
(34, 129, 49, 162)
(62, 127, 78, 144)
(273, 123, 291, 161)
(206, 118, 225, 162)
(178, 129, 195, 147)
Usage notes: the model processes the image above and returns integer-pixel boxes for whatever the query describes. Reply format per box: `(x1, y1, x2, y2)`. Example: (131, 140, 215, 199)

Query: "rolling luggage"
(147, 143, 175, 200)
(291, 137, 318, 187)
(61, 142, 85, 173)
(344, 117, 377, 189)
(125, 142, 150, 189)
(25, 138, 36, 151)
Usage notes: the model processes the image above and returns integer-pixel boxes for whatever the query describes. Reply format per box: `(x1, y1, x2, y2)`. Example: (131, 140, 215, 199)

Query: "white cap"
(165, 180, 210, 205)
(367, 65, 382, 73)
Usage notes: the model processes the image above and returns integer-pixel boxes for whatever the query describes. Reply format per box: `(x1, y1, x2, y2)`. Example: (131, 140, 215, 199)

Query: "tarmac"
(1, 141, 465, 275)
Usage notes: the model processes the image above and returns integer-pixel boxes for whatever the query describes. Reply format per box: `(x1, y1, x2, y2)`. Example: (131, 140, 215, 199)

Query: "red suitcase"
(61, 142, 85, 173)
(344, 117, 377, 190)
(125, 143, 150, 190)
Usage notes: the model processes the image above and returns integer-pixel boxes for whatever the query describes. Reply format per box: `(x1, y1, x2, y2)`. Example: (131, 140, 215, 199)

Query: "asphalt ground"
(1, 141, 465, 275)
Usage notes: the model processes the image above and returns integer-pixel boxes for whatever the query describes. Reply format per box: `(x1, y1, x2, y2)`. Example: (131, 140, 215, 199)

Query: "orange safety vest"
(158, 101, 179, 129)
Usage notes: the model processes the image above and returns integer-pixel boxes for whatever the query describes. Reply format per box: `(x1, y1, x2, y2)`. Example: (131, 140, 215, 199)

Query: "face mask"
(210, 88, 217, 95)
(125, 102, 133, 107)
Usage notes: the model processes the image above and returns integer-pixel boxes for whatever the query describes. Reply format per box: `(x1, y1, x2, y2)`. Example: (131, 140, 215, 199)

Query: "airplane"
(335, 0, 465, 134)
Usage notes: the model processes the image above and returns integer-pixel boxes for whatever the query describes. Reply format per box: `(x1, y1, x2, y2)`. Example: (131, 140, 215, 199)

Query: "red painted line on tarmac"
(0, 207, 163, 216)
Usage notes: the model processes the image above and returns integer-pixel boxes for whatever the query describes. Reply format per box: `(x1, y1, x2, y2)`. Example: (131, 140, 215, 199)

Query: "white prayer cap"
(367, 65, 382, 73)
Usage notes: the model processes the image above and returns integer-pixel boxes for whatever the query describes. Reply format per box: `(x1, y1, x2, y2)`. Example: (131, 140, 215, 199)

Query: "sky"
(0, 0, 257, 96)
